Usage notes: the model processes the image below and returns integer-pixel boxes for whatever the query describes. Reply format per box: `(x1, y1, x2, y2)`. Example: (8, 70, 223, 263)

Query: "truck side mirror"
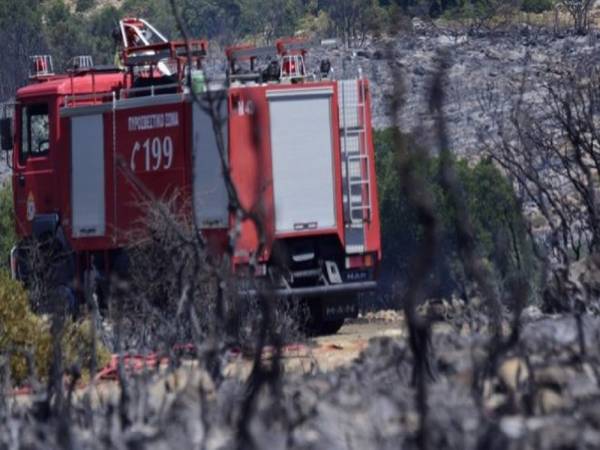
(0, 117, 12, 151)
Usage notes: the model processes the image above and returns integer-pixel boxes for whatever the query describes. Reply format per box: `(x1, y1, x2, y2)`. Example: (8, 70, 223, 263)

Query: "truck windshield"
(20, 103, 49, 163)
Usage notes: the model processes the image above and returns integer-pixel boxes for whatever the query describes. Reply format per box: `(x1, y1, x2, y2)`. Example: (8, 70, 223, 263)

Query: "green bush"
(0, 182, 16, 271)
(375, 128, 534, 299)
(0, 271, 111, 386)
(521, 0, 555, 13)
(0, 270, 50, 384)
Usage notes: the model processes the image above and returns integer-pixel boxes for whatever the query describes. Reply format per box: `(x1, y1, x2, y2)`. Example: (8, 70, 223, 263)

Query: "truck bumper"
(240, 280, 377, 298)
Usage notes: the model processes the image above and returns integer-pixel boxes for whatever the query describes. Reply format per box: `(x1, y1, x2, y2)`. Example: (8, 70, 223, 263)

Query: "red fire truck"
(0, 18, 380, 332)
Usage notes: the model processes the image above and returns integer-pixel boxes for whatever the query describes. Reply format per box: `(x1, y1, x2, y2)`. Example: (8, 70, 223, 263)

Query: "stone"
(535, 365, 574, 388)
(536, 388, 567, 415)
(521, 305, 544, 322)
(500, 416, 527, 439)
(499, 358, 529, 393)
(413, 65, 427, 76)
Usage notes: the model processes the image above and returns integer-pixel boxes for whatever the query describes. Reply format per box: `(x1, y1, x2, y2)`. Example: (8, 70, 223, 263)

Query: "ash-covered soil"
(5, 309, 600, 450)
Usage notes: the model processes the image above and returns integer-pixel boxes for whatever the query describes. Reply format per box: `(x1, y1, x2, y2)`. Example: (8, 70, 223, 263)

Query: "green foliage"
(0, 0, 46, 99)
(86, 5, 122, 65)
(75, 0, 95, 13)
(0, 270, 48, 384)
(42, 0, 91, 71)
(521, 0, 555, 13)
(375, 128, 534, 298)
(62, 318, 112, 380)
(432, 0, 554, 20)
(298, 10, 331, 36)
(179, 0, 242, 41)
(0, 270, 110, 385)
(236, 0, 304, 42)
(439, 0, 507, 25)
(319, 0, 387, 42)
(0, 182, 16, 271)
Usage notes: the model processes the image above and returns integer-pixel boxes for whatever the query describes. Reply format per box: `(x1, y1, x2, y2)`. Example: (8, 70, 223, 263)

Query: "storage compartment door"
(192, 97, 229, 228)
(71, 114, 105, 237)
(268, 88, 336, 233)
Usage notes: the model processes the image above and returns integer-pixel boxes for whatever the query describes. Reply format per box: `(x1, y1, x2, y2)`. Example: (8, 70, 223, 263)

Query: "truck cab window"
(20, 103, 49, 163)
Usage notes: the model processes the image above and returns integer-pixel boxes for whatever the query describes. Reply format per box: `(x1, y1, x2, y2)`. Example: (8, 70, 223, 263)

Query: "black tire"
(303, 297, 350, 336)
(318, 318, 345, 335)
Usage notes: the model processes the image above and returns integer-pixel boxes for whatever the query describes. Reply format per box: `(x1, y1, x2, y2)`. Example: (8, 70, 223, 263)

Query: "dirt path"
(307, 319, 405, 371)
(221, 318, 407, 377)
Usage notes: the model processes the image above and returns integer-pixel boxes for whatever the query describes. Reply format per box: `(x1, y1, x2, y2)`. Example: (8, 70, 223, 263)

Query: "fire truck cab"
(2, 19, 381, 333)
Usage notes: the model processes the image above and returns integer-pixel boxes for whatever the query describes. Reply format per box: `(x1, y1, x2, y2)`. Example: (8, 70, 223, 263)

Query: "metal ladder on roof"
(338, 78, 372, 254)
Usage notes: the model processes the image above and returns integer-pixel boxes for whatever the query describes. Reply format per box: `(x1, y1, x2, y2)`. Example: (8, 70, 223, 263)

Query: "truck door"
(13, 99, 57, 234)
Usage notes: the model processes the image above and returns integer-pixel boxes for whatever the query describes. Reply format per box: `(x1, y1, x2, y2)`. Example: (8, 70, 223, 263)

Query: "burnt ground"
(4, 309, 600, 450)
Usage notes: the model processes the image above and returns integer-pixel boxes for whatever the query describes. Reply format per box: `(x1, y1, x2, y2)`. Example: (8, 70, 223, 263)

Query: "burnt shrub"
(375, 128, 535, 301)
(112, 197, 304, 351)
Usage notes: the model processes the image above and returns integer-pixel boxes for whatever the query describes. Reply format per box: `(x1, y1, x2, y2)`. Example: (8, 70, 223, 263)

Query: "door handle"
(18, 175, 25, 187)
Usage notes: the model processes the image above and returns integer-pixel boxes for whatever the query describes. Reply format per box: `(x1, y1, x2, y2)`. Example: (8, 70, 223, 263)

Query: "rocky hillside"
(313, 26, 600, 156)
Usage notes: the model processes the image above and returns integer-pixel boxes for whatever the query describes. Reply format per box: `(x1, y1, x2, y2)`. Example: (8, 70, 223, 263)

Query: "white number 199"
(130, 136, 174, 172)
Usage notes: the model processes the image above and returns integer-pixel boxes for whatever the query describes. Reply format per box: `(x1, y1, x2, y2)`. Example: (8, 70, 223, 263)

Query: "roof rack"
(225, 37, 338, 84)
(225, 38, 310, 65)
(226, 40, 310, 84)
(29, 55, 55, 80)
(67, 64, 121, 76)
(226, 44, 278, 62)
(70, 55, 94, 71)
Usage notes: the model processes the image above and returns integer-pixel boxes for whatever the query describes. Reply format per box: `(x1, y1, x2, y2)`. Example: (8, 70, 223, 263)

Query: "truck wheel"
(318, 318, 345, 335)
(304, 296, 352, 336)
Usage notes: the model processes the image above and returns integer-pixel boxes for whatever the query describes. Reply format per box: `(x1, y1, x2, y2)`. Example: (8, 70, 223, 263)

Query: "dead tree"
(483, 61, 600, 317)
(429, 50, 504, 338)
(561, 0, 594, 35)
(487, 65, 600, 263)
(166, 3, 287, 448)
(386, 41, 438, 450)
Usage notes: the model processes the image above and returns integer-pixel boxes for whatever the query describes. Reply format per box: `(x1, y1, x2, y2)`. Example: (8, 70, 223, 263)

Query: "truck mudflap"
(10, 246, 18, 280)
(239, 280, 377, 298)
